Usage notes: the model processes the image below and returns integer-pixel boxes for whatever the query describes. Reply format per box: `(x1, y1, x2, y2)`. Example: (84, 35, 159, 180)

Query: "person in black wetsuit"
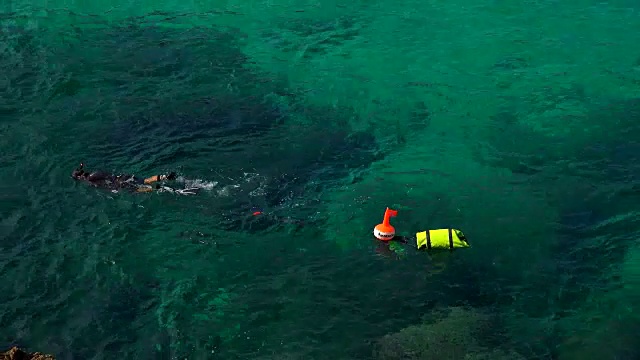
(71, 163, 177, 193)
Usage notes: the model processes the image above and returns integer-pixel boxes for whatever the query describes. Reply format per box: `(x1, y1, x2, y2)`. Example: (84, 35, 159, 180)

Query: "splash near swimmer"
(170, 172, 265, 197)
(175, 176, 218, 191)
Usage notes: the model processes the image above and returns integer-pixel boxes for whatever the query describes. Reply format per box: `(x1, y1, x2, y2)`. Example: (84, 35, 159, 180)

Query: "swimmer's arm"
(136, 186, 154, 193)
(144, 173, 175, 184)
(144, 175, 161, 184)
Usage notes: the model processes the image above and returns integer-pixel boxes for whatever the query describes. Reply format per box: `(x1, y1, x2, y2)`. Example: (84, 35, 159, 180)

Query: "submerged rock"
(373, 307, 525, 360)
(0, 347, 55, 360)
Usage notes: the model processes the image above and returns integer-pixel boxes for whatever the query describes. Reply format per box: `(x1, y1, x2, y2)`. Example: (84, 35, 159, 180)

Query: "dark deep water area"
(2, 1, 640, 359)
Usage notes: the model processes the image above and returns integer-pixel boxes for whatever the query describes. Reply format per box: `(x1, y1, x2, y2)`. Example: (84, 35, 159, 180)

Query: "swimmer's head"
(71, 163, 86, 180)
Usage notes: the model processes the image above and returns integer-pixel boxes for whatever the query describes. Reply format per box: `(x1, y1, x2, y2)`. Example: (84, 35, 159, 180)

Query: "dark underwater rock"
(0, 347, 55, 360)
(550, 99, 640, 295)
(263, 15, 362, 58)
(557, 315, 640, 360)
(4, 17, 388, 237)
(0, 19, 294, 164)
(373, 307, 524, 360)
(47, 20, 383, 192)
(478, 97, 640, 182)
(550, 189, 638, 317)
(482, 97, 640, 349)
(493, 55, 529, 70)
(213, 129, 382, 233)
(71, 24, 289, 156)
(472, 109, 562, 178)
(470, 97, 640, 356)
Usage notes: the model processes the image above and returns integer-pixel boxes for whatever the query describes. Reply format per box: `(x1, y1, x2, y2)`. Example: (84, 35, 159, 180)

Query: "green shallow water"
(2, 0, 640, 359)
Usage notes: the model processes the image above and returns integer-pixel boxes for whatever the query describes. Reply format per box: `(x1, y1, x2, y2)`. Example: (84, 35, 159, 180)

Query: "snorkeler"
(71, 162, 185, 193)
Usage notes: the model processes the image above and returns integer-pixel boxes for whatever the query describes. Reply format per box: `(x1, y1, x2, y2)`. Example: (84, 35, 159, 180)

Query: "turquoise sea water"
(2, 0, 640, 359)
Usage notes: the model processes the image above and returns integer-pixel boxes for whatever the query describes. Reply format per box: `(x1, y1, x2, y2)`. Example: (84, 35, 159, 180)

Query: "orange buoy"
(374, 207, 398, 241)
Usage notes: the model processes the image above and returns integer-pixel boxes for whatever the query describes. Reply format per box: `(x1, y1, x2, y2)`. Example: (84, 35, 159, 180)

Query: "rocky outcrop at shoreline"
(1, 347, 55, 360)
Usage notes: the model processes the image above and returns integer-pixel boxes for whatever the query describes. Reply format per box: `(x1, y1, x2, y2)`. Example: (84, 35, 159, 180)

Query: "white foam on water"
(175, 172, 268, 197)
(176, 176, 218, 190)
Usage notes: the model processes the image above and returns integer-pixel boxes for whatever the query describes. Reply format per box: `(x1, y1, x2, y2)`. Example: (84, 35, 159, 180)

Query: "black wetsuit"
(80, 171, 146, 192)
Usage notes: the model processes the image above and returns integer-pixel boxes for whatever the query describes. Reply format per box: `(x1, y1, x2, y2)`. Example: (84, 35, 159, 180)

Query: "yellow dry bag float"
(373, 207, 470, 251)
(416, 228, 469, 250)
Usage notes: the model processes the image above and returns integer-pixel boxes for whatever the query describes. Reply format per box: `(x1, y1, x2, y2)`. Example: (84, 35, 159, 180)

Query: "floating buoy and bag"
(373, 207, 470, 252)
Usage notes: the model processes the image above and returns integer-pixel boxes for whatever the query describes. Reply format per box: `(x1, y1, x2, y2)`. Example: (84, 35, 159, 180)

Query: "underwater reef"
(1, 16, 390, 234)
(373, 307, 525, 360)
(471, 95, 640, 358)
(0, 347, 54, 360)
